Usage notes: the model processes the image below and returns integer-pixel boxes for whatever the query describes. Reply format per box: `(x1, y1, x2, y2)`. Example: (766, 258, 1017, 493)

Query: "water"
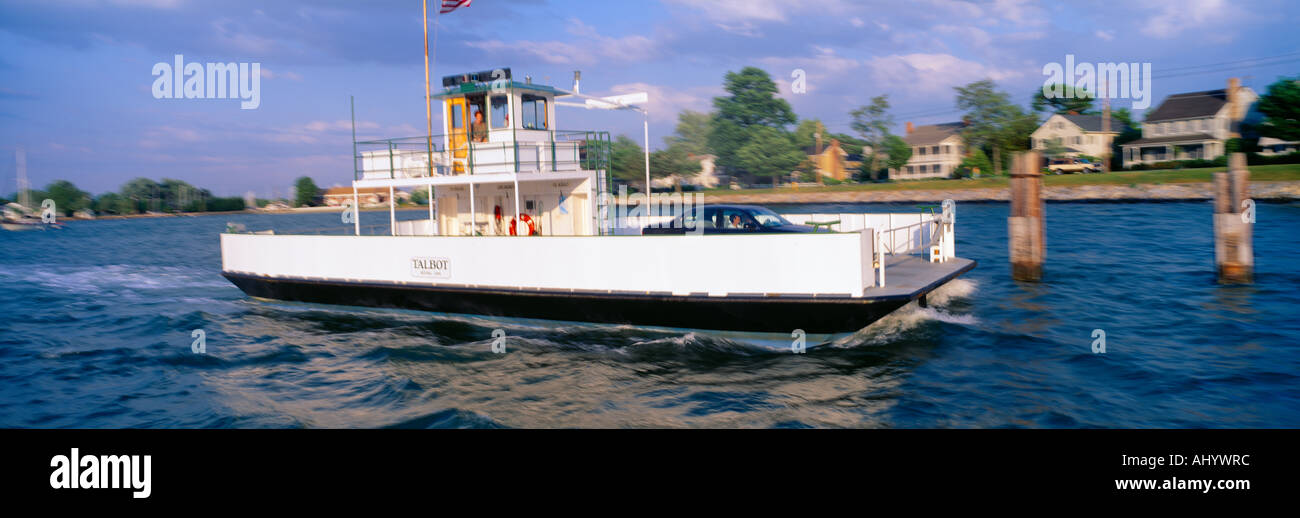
(1, 203, 1297, 428)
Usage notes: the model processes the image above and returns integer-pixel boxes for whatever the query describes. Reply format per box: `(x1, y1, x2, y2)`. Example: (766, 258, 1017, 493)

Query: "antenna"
(573, 70, 581, 95)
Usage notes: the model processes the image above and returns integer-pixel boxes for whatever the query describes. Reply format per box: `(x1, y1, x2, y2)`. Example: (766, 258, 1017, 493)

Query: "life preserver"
(509, 213, 536, 236)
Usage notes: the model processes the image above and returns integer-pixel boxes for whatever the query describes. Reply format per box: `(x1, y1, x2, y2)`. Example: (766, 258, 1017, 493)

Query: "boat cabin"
(351, 68, 612, 238)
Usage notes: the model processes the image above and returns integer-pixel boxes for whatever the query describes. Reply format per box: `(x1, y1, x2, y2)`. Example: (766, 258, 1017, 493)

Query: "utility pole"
(814, 123, 824, 185)
(1101, 80, 1111, 173)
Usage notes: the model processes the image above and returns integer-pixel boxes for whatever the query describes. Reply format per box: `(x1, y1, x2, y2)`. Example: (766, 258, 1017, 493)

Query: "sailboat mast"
(15, 146, 30, 209)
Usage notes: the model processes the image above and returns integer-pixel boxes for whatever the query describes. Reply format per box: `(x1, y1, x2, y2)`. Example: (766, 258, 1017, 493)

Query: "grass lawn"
(702, 163, 1300, 196)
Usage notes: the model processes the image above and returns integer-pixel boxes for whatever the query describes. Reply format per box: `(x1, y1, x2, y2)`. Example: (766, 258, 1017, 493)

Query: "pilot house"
(351, 68, 612, 237)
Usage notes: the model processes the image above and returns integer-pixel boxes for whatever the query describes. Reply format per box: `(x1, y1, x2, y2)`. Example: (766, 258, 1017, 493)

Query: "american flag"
(440, 0, 472, 14)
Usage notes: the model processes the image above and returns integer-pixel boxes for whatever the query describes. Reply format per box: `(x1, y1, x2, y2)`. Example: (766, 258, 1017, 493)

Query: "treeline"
(608, 67, 1054, 189)
(3, 177, 245, 216)
(609, 66, 1300, 188)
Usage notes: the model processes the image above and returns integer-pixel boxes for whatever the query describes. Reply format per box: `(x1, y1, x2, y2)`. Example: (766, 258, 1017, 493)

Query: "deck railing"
(353, 130, 611, 181)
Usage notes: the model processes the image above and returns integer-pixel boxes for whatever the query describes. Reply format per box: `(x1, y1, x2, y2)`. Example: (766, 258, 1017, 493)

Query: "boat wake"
(830, 278, 979, 348)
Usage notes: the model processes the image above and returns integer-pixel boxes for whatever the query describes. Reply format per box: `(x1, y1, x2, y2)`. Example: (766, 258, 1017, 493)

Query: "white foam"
(0, 264, 227, 296)
(830, 280, 980, 348)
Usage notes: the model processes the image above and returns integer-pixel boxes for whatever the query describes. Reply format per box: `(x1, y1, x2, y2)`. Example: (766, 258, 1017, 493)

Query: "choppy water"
(1, 202, 1297, 428)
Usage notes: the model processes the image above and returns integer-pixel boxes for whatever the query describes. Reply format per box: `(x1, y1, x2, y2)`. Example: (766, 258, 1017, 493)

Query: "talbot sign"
(411, 257, 451, 279)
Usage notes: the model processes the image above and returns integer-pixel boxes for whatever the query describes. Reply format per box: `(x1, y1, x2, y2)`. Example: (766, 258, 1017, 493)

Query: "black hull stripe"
(219, 272, 954, 334)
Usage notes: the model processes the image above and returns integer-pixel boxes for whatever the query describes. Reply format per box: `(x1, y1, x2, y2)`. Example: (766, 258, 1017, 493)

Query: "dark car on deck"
(641, 204, 815, 235)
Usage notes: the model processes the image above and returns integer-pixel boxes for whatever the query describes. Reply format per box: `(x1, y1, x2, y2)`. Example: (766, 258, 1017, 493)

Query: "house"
(802, 139, 863, 181)
(1121, 78, 1257, 168)
(1257, 137, 1299, 156)
(322, 186, 410, 206)
(1031, 113, 1126, 159)
(649, 153, 722, 190)
(891, 122, 965, 179)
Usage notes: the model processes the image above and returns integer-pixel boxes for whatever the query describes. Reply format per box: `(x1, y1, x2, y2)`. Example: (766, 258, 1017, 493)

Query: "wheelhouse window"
(521, 94, 547, 130)
(491, 95, 509, 129)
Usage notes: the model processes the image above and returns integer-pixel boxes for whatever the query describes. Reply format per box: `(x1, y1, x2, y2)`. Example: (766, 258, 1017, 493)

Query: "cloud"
(865, 53, 1021, 95)
(607, 82, 713, 119)
(760, 46, 862, 96)
(662, 0, 852, 36)
(260, 68, 301, 81)
(466, 18, 656, 66)
(1095, 30, 1114, 41)
(1140, 0, 1229, 38)
(918, 0, 1047, 27)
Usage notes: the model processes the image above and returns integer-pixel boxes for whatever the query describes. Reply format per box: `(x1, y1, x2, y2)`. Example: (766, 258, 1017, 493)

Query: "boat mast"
(422, 0, 434, 176)
(15, 146, 30, 209)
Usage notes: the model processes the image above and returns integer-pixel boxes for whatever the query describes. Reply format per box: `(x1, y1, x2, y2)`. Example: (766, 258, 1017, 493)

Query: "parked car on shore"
(641, 204, 815, 235)
(1047, 157, 1102, 174)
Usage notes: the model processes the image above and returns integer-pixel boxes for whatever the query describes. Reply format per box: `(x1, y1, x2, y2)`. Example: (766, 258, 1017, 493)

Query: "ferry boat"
(219, 69, 975, 342)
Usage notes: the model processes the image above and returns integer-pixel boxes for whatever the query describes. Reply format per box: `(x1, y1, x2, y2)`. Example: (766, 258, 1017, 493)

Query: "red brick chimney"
(905, 121, 914, 135)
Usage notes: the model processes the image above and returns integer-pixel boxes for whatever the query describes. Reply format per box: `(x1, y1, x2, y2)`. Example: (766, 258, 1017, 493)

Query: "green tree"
(997, 106, 1041, 169)
(409, 188, 429, 206)
(1040, 138, 1070, 158)
(1111, 107, 1137, 130)
(881, 134, 912, 173)
(1108, 107, 1143, 169)
(92, 192, 126, 214)
(610, 135, 647, 191)
(120, 177, 160, 213)
(43, 180, 91, 216)
(293, 176, 320, 207)
(850, 94, 894, 177)
(708, 67, 796, 176)
(734, 126, 804, 187)
(956, 79, 1038, 175)
(667, 110, 712, 157)
(794, 119, 823, 150)
(651, 110, 713, 190)
(649, 144, 703, 191)
(1032, 84, 1096, 115)
(794, 156, 819, 182)
(1257, 76, 1300, 141)
(957, 149, 993, 178)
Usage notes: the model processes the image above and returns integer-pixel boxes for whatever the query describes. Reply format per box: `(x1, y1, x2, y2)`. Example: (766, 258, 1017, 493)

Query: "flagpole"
(423, 0, 433, 177)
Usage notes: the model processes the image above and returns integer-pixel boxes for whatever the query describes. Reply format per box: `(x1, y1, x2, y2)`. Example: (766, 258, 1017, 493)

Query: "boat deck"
(868, 256, 976, 302)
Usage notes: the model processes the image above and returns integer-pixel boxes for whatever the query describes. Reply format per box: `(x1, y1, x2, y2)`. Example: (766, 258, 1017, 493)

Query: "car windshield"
(747, 207, 792, 227)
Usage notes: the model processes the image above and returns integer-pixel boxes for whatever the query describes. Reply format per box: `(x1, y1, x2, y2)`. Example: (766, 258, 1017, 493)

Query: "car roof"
(705, 204, 768, 211)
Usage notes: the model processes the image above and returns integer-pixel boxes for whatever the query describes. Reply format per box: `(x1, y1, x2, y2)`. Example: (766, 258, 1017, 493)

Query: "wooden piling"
(1214, 153, 1253, 283)
(1008, 151, 1045, 281)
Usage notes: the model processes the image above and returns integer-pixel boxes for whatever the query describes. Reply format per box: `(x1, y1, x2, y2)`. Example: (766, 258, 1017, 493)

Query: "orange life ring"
(509, 213, 537, 236)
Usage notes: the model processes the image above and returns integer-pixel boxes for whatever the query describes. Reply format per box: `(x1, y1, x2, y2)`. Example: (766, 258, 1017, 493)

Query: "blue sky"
(1, 0, 1298, 197)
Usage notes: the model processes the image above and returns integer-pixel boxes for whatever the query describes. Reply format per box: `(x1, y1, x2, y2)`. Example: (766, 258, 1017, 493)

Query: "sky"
(1, 0, 1298, 197)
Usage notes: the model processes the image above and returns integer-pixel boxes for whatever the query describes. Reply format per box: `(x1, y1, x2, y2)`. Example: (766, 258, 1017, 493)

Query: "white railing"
(785, 201, 956, 266)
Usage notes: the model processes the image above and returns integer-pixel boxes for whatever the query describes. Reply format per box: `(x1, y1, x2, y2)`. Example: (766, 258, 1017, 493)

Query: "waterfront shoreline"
(49, 180, 1300, 224)
(701, 180, 1300, 205)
